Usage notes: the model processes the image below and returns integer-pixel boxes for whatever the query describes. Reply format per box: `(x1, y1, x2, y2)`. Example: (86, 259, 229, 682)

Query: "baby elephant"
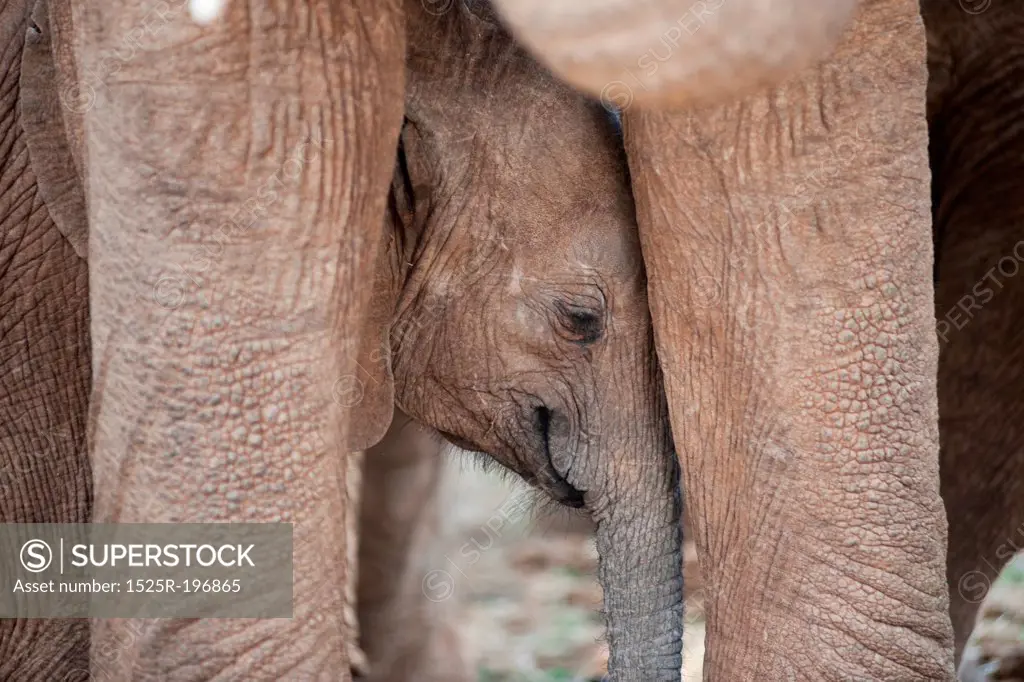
(348, 1, 684, 680)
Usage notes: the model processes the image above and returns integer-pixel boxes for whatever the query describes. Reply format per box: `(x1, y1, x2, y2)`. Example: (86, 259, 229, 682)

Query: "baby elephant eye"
(553, 300, 605, 345)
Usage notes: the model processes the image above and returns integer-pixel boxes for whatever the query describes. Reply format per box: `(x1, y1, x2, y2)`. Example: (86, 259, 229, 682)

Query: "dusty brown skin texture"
(13, 0, 1017, 679)
(72, 0, 405, 679)
(924, 1, 1024, 673)
(7, 0, 681, 676)
(352, 3, 684, 679)
(0, 0, 90, 679)
(624, 0, 955, 678)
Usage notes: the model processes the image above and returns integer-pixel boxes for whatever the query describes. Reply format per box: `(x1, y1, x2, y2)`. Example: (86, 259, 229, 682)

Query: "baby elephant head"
(348, 2, 684, 679)
(387, 120, 664, 511)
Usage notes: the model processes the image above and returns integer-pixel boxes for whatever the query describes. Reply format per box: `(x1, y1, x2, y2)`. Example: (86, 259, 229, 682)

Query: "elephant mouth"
(534, 406, 586, 509)
(436, 407, 586, 509)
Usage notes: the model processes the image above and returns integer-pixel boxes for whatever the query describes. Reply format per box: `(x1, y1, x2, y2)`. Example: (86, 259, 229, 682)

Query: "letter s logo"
(21, 539, 52, 573)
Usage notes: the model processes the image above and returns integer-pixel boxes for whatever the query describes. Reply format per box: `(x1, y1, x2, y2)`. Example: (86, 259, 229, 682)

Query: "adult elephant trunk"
(488, 0, 857, 107)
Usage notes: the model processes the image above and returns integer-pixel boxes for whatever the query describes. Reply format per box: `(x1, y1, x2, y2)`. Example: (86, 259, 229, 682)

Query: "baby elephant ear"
(343, 223, 398, 451)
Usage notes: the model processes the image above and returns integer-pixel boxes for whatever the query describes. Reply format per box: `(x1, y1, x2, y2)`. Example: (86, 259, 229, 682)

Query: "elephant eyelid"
(552, 299, 605, 345)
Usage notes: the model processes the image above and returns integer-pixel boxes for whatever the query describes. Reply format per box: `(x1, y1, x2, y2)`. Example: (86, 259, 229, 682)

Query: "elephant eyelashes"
(552, 300, 605, 345)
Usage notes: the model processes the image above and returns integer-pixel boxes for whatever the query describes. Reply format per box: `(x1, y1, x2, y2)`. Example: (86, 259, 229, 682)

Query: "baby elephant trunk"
(587, 413, 683, 681)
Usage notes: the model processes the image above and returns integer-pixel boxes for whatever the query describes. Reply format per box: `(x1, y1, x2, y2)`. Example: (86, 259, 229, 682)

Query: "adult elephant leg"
(357, 409, 471, 682)
(74, 0, 404, 678)
(0, 0, 90, 677)
(625, 0, 955, 678)
(923, 0, 1024, 667)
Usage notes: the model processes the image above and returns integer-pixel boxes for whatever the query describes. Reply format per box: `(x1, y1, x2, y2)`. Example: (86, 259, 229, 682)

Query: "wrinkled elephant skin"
(0, 0, 91, 679)
(624, 0, 955, 678)
(73, 0, 405, 679)
(353, 4, 685, 678)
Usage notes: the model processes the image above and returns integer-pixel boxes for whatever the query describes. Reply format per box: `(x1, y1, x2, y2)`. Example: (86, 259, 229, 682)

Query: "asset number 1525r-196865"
(126, 579, 242, 593)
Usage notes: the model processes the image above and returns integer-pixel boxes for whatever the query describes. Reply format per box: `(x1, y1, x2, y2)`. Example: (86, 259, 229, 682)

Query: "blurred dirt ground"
(439, 454, 1024, 681)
